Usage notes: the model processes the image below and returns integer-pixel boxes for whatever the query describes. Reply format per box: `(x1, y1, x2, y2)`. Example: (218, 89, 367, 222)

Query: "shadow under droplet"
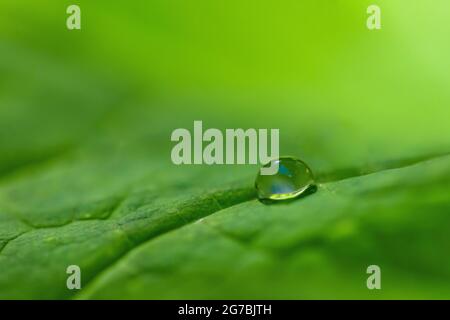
(258, 184, 318, 205)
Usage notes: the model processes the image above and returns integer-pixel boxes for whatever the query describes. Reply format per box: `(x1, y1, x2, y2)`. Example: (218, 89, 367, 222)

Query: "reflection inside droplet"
(255, 157, 315, 201)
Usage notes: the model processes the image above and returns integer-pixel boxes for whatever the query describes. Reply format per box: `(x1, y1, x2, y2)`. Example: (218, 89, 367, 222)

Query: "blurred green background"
(0, 1, 449, 299)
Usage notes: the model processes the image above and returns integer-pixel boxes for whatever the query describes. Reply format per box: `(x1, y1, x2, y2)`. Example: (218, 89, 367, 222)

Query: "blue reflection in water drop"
(270, 182, 295, 194)
(278, 164, 292, 177)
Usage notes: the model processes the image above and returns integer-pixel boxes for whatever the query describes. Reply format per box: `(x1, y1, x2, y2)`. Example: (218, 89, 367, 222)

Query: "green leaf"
(0, 0, 450, 299)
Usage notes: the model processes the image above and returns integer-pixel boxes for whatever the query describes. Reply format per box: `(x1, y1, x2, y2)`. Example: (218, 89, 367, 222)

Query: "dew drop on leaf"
(255, 157, 315, 201)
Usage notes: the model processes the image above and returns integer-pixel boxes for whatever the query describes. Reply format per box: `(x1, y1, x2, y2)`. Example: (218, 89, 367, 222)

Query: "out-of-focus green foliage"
(0, 0, 449, 299)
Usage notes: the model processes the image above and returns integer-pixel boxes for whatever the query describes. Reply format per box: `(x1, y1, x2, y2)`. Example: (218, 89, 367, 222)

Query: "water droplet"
(255, 157, 315, 201)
